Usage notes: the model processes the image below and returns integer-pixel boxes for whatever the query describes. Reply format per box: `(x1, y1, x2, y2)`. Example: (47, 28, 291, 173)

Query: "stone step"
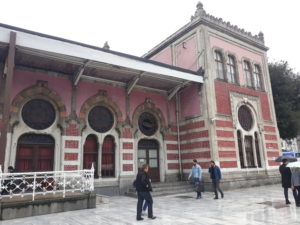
(126, 182, 196, 197)
(151, 181, 191, 188)
(126, 187, 195, 197)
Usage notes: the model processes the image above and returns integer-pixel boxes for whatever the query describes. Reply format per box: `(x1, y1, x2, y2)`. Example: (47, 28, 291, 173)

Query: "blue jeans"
(137, 191, 153, 218)
(194, 178, 201, 197)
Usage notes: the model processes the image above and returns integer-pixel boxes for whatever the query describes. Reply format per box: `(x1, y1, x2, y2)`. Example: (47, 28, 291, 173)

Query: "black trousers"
(284, 187, 290, 202)
(137, 191, 153, 218)
(292, 186, 300, 206)
(212, 179, 223, 198)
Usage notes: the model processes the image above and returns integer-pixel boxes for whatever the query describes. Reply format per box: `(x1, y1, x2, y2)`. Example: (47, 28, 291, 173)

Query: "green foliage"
(269, 61, 300, 139)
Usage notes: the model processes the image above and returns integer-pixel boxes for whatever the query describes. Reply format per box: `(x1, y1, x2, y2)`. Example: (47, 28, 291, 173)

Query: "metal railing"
(0, 165, 94, 201)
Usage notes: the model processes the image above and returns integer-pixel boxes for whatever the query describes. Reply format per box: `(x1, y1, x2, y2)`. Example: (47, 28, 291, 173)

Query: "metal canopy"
(0, 24, 203, 97)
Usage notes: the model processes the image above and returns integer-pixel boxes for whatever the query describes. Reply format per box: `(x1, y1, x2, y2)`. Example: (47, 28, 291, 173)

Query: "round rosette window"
(22, 99, 56, 130)
(138, 112, 158, 136)
(238, 105, 253, 131)
(88, 106, 114, 133)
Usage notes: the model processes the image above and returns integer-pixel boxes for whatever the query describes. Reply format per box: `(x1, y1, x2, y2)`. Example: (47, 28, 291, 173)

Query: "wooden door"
(138, 140, 160, 182)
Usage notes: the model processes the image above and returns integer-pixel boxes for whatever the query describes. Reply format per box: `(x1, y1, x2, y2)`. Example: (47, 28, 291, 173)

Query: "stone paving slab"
(1, 184, 300, 225)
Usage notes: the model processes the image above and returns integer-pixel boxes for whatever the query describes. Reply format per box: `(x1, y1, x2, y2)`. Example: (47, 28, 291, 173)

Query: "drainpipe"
(176, 93, 183, 181)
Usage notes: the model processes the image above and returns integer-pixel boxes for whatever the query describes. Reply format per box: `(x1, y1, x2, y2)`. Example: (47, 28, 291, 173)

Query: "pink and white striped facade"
(0, 3, 281, 194)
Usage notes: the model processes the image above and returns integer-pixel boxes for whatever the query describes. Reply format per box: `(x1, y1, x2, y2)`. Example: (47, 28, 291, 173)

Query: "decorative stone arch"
(132, 98, 167, 136)
(10, 80, 67, 131)
(79, 90, 123, 133)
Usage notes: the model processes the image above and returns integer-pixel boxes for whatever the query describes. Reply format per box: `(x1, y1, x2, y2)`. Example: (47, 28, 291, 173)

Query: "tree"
(269, 61, 300, 139)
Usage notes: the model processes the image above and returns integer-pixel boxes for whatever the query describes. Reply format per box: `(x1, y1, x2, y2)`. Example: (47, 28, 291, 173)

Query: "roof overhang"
(0, 24, 203, 98)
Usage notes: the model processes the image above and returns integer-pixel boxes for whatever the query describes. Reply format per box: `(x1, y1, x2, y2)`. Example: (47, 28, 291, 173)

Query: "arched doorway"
(138, 140, 160, 182)
(16, 134, 55, 172)
(101, 135, 115, 177)
(83, 134, 99, 177)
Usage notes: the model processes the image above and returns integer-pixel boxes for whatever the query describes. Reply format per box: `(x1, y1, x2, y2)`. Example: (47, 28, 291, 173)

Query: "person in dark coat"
(1, 166, 15, 195)
(208, 160, 224, 199)
(279, 159, 292, 204)
(291, 169, 300, 207)
(135, 164, 156, 221)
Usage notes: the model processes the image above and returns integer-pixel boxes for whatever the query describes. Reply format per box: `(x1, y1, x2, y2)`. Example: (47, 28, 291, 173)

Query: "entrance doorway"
(16, 134, 54, 172)
(83, 134, 99, 177)
(138, 139, 160, 182)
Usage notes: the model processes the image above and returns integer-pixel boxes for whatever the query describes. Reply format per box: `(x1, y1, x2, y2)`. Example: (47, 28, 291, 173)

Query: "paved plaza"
(1, 184, 300, 225)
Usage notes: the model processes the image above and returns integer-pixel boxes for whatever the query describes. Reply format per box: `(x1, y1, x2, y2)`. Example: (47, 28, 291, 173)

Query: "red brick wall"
(168, 163, 179, 170)
(64, 165, 78, 171)
(123, 153, 133, 160)
(167, 153, 179, 160)
(165, 134, 177, 141)
(123, 142, 133, 150)
(215, 80, 271, 121)
(122, 128, 133, 138)
(179, 121, 205, 132)
(183, 162, 210, 169)
(264, 126, 276, 132)
(217, 140, 235, 148)
(216, 130, 234, 138)
(219, 151, 236, 158)
(264, 134, 277, 141)
(180, 141, 210, 150)
(66, 124, 79, 136)
(64, 153, 78, 161)
(266, 143, 279, 149)
(216, 120, 233, 128)
(220, 161, 237, 168)
(65, 140, 79, 148)
(267, 151, 280, 157)
(181, 151, 211, 159)
(268, 160, 280, 166)
(180, 130, 209, 141)
(123, 164, 133, 171)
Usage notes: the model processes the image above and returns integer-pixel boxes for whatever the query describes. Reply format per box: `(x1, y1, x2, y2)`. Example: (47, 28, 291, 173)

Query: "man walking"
(188, 159, 202, 199)
(209, 160, 224, 199)
(279, 159, 292, 204)
(291, 169, 300, 207)
(135, 164, 156, 221)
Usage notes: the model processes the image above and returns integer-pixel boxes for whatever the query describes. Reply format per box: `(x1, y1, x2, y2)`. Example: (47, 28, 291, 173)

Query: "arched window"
(214, 51, 225, 79)
(253, 65, 262, 90)
(237, 106, 263, 169)
(237, 130, 245, 168)
(16, 134, 54, 172)
(227, 55, 237, 83)
(255, 132, 262, 168)
(245, 136, 255, 168)
(101, 135, 115, 177)
(22, 99, 56, 130)
(83, 134, 99, 177)
(243, 61, 253, 87)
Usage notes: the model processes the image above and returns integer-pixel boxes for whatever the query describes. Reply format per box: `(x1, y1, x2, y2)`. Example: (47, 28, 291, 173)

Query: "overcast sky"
(1, 0, 299, 72)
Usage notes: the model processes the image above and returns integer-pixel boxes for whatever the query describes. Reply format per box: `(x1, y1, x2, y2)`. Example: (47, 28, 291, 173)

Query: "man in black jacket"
(135, 164, 156, 221)
(279, 159, 292, 204)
